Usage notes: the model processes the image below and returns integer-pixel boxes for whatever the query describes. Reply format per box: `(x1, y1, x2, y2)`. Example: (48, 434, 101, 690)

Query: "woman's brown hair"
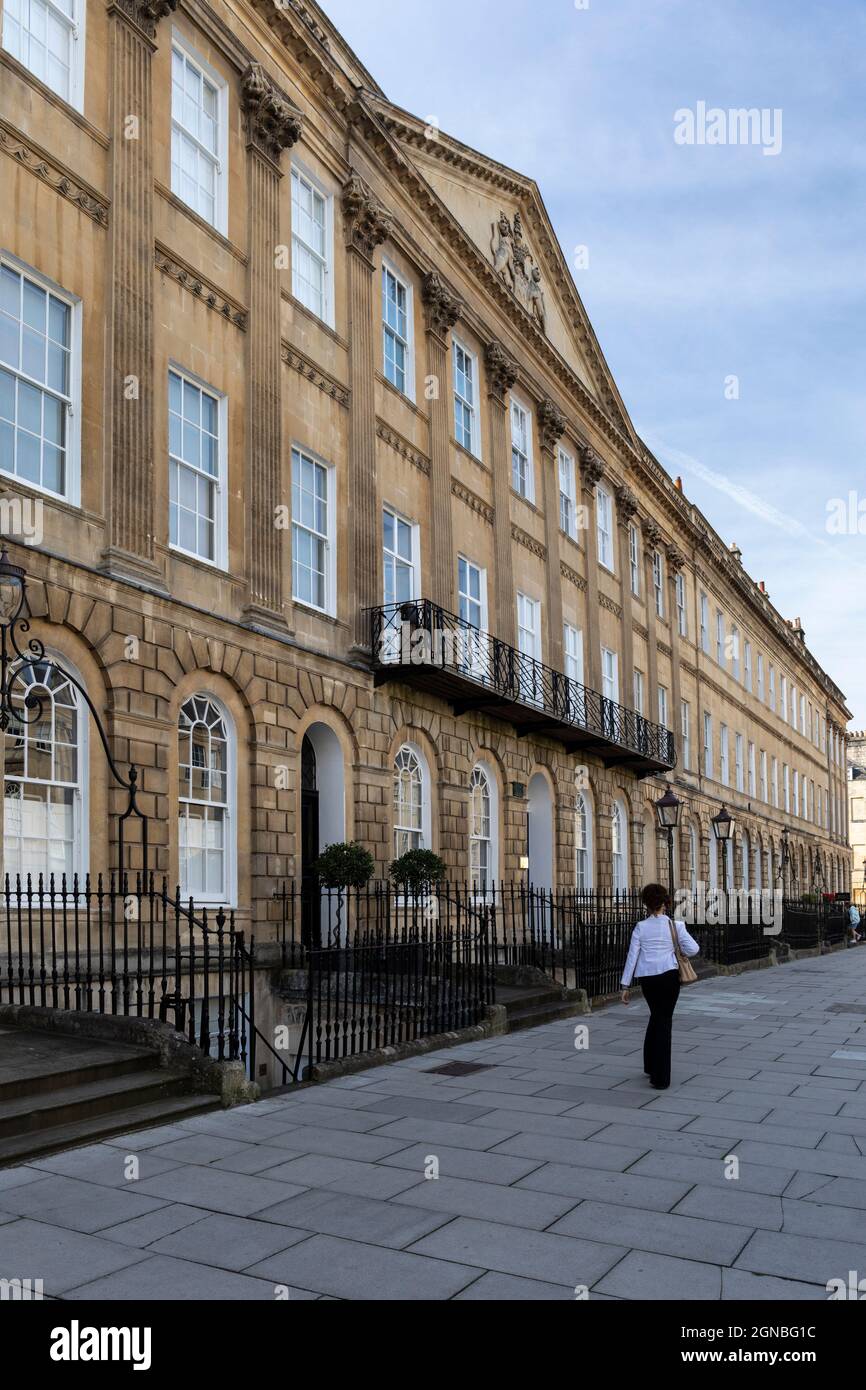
(641, 883, 670, 915)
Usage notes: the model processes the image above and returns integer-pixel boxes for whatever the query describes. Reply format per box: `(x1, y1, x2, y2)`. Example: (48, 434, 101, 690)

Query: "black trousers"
(639, 969, 681, 1087)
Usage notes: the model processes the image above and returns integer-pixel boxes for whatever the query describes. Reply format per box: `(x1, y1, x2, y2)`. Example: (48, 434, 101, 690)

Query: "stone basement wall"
(17, 561, 850, 949)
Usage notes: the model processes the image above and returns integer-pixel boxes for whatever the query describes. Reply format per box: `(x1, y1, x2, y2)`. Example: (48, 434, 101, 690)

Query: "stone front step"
(0, 1027, 217, 1167)
(497, 982, 587, 1032)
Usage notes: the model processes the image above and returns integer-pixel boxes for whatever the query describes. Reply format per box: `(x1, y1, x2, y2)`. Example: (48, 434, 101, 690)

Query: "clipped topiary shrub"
(313, 841, 375, 890)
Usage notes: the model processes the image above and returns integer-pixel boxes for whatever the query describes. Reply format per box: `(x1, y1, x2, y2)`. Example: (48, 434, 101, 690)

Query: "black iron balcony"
(368, 600, 677, 777)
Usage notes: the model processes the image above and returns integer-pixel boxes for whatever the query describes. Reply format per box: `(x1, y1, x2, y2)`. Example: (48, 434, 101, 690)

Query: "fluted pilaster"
(615, 483, 638, 712)
(241, 65, 301, 633)
(343, 174, 392, 649)
(641, 518, 663, 725)
(486, 341, 518, 645)
(667, 544, 686, 757)
(538, 399, 566, 671)
(423, 272, 463, 611)
(579, 446, 604, 693)
(101, 3, 172, 589)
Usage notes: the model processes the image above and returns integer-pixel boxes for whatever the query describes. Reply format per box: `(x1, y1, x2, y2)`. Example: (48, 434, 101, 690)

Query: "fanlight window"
(393, 745, 424, 858)
(178, 695, 231, 902)
(3, 661, 82, 882)
(469, 765, 492, 891)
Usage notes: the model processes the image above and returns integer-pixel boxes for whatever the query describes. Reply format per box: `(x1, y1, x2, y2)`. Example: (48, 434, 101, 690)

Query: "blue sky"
(322, 0, 866, 725)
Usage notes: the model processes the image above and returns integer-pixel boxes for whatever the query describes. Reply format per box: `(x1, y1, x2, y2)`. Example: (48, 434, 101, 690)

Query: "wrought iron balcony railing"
(368, 600, 677, 776)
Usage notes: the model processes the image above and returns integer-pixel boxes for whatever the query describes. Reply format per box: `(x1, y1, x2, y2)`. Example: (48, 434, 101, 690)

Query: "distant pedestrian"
(620, 883, 701, 1090)
(848, 903, 862, 945)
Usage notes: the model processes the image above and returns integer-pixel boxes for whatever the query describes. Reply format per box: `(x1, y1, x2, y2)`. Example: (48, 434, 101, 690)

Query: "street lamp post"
(0, 549, 147, 876)
(712, 804, 736, 898)
(779, 826, 791, 900)
(654, 787, 683, 900)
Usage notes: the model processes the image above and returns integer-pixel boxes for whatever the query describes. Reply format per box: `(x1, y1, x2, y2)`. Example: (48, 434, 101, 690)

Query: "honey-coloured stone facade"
(0, 0, 852, 934)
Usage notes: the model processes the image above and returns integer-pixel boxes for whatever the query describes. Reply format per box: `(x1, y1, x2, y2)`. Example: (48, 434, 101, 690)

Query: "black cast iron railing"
(367, 601, 677, 771)
(0, 873, 248, 1070)
(303, 921, 494, 1073)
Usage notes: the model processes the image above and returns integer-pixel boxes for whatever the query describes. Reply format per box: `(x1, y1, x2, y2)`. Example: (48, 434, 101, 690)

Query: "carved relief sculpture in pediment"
(490, 210, 547, 334)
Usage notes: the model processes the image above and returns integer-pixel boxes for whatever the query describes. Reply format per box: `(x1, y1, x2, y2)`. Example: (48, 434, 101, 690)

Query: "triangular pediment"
(366, 96, 639, 446)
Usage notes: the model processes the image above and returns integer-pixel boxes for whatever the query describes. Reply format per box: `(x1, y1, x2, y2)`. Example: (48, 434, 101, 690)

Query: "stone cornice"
(600, 594, 623, 620)
(342, 172, 393, 261)
(282, 342, 350, 406)
(451, 480, 494, 525)
(241, 62, 303, 165)
(247, 0, 358, 119)
(376, 422, 430, 474)
(538, 399, 567, 454)
(422, 271, 463, 338)
(364, 97, 637, 444)
(512, 525, 546, 561)
(155, 245, 247, 329)
(0, 118, 109, 226)
(347, 96, 640, 464)
(485, 341, 518, 401)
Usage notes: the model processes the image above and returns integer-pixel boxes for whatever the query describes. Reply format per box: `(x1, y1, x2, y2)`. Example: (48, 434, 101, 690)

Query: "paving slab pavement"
(1, 948, 865, 1300)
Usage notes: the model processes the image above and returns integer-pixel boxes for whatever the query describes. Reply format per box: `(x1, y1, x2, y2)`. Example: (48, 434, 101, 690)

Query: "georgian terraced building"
(0, 0, 852, 931)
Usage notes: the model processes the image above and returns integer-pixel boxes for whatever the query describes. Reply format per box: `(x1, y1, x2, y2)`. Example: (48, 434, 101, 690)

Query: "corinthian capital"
(342, 173, 393, 261)
(667, 544, 686, 574)
(422, 271, 463, 338)
(485, 341, 518, 401)
(538, 399, 567, 454)
(614, 483, 638, 521)
(578, 444, 604, 490)
(641, 516, 663, 549)
(241, 63, 302, 165)
(113, 0, 178, 38)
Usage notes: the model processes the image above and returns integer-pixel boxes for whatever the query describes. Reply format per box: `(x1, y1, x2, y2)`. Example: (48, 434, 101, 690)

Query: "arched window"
(708, 834, 719, 891)
(754, 838, 763, 892)
(393, 744, 428, 858)
(178, 694, 235, 904)
(612, 799, 628, 894)
(469, 764, 497, 891)
(575, 792, 593, 892)
(3, 658, 87, 882)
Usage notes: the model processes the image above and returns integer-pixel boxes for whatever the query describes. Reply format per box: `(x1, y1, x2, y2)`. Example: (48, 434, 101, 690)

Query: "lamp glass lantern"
(655, 788, 683, 832)
(711, 805, 735, 843)
(0, 550, 25, 627)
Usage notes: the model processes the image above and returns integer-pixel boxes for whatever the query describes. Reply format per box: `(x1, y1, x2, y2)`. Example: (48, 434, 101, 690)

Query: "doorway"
(300, 735, 320, 946)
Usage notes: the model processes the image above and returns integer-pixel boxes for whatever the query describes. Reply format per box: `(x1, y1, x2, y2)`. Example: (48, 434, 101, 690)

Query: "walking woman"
(620, 883, 700, 1090)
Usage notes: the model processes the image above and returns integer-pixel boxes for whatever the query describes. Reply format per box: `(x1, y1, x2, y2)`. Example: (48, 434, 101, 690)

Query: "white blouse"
(621, 914, 701, 987)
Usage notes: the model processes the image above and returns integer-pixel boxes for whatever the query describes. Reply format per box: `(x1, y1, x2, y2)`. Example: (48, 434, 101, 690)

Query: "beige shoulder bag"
(667, 917, 698, 985)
